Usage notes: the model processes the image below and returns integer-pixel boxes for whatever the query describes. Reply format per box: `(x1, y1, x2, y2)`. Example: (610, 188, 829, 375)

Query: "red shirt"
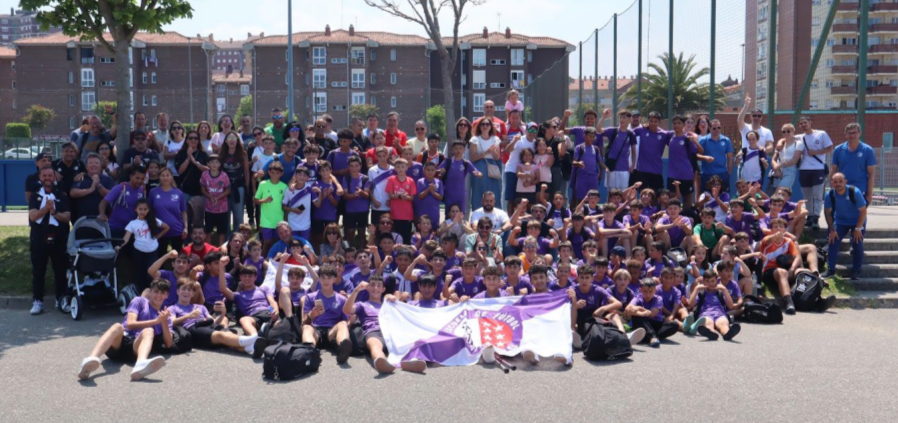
(365, 147, 400, 166)
(385, 175, 417, 221)
(183, 243, 220, 263)
(384, 129, 408, 148)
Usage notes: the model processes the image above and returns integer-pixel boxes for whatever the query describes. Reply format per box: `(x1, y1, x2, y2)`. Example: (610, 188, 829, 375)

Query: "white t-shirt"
(797, 130, 833, 171)
(282, 184, 313, 231)
(125, 218, 163, 253)
(252, 149, 276, 172)
(740, 123, 775, 150)
(368, 165, 394, 211)
(470, 207, 510, 229)
(210, 132, 227, 151)
(164, 139, 184, 176)
(505, 136, 535, 174)
(326, 131, 338, 142)
(470, 135, 501, 162)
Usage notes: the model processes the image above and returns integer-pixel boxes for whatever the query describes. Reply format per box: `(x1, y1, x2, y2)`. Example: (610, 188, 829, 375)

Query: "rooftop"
(251, 25, 572, 48)
(13, 31, 204, 47)
(568, 77, 637, 91)
(0, 45, 15, 59)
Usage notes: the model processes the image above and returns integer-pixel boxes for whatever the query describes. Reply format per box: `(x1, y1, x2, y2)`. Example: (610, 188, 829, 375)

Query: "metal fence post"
(767, 0, 778, 114)
(881, 148, 885, 196)
(709, 0, 717, 120)
(667, 0, 674, 120)
(637, 0, 643, 112)
(858, 0, 869, 132)
(792, 0, 842, 125)
(594, 29, 598, 114)
(579, 41, 584, 116)
(613, 13, 618, 125)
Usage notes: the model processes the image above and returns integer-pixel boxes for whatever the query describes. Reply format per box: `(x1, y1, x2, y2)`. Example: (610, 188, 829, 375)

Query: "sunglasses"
(253, 132, 263, 136)
(523, 245, 538, 250)
(272, 115, 284, 120)
(751, 114, 763, 118)
(711, 126, 721, 130)
(527, 128, 538, 133)
(135, 138, 147, 141)
(290, 128, 301, 132)
(187, 136, 199, 140)
(415, 127, 426, 131)
(480, 122, 492, 126)
(171, 126, 183, 130)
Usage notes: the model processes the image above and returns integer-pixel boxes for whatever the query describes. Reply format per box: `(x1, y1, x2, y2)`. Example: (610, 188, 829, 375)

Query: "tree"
(235, 95, 253, 124)
(23, 0, 194, 162)
(21, 105, 57, 134)
(425, 105, 447, 141)
(93, 101, 117, 130)
(364, 0, 485, 142)
(349, 104, 380, 121)
(620, 52, 726, 118)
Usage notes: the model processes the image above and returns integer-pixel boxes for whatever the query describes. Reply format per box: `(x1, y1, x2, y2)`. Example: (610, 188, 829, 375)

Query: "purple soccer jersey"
(658, 286, 682, 314)
(658, 215, 692, 246)
(343, 174, 371, 213)
(602, 127, 638, 172)
(312, 179, 341, 221)
(565, 227, 595, 259)
(437, 157, 477, 213)
(168, 303, 211, 330)
(414, 177, 444, 225)
(326, 149, 358, 176)
(667, 134, 699, 180)
(503, 276, 535, 295)
(634, 127, 672, 175)
(233, 286, 273, 317)
(353, 301, 382, 335)
(629, 293, 665, 322)
(574, 284, 612, 313)
(726, 212, 756, 241)
(123, 297, 173, 338)
(473, 289, 510, 299)
(103, 182, 145, 231)
(303, 290, 348, 328)
(450, 277, 484, 298)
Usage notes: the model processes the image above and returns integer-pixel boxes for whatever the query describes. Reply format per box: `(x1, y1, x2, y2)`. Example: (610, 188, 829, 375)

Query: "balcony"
(831, 86, 857, 95)
(833, 23, 859, 33)
(870, 44, 898, 54)
(832, 65, 858, 74)
(868, 65, 898, 74)
(870, 23, 898, 33)
(872, 2, 898, 12)
(837, 2, 859, 12)
(868, 85, 898, 95)
(832, 44, 859, 55)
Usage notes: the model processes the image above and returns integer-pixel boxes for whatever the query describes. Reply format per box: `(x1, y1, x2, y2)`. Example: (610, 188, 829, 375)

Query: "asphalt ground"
(1, 307, 896, 423)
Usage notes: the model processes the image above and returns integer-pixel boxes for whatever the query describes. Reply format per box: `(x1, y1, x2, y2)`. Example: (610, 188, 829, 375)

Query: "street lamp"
(202, 39, 218, 122)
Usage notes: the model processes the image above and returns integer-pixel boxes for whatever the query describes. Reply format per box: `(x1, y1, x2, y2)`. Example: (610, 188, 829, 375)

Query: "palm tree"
(621, 52, 727, 118)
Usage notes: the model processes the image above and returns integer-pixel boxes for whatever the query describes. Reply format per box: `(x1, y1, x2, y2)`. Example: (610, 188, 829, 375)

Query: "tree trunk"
(113, 37, 132, 163)
(440, 59, 457, 142)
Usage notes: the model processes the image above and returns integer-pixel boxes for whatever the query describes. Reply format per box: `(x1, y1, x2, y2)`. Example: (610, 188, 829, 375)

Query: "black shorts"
(250, 310, 272, 329)
(634, 170, 665, 192)
(105, 329, 187, 362)
(364, 329, 386, 347)
(313, 326, 335, 348)
(343, 212, 369, 229)
(762, 267, 794, 289)
(667, 178, 695, 195)
(204, 212, 229, 234)
(311, 219, 334, 235)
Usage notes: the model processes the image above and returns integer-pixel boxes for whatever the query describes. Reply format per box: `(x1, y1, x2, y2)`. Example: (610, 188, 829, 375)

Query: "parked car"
(4, 148, 34, 160)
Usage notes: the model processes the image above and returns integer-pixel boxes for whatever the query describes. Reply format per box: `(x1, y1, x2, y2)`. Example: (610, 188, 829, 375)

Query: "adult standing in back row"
(796, 116, 834, 230)
(737, 95, 775, 191)
(831, 122, 876, 206)
(601, 110, 638, 191)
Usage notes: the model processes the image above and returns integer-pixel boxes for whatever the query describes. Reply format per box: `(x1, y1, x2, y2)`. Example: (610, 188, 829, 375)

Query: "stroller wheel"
(118, 291, 131, 315)
(71, 295, 83, 321)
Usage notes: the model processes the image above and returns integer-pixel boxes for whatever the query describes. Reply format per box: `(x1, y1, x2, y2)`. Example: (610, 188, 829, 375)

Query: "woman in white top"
(504, 123, 537, 211)
(408, 120, 429, 155)
(209, 115, 235, 155)
(163, 121, 186, 176)
(469, 120, 503, 212)
(196, 121, 214, 154)
(772, 123, 800, 189)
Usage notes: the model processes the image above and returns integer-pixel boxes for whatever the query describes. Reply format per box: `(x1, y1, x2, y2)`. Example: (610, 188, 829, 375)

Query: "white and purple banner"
(380, 290, 572, 366)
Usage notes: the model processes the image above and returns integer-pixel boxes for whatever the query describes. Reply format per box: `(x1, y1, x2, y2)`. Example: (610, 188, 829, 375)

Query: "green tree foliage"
(5, 123, 32, 139)
(21, 105, 57, 133)
(349, 104, 380, 121)
(620, 52, 727, 118)
(235, 95, 254, 124)
(425, 105, 447, 141)
(93, 101, 117, 130)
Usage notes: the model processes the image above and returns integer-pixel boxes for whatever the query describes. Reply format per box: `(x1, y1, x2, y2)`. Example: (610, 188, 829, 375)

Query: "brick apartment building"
(247, 25, 573, 134)
(213, 33, 262, 74)
(13, 31, 213, 135)
(0, 9, 62, 45)
(567, 76, 636, 110)
(0, 45, 16, 132)
(213, 71, 252, 119)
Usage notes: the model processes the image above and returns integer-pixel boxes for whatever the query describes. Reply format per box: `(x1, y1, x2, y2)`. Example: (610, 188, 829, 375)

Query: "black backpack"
(259, 314, 302, 347)
(581, 318, 633, 361)
(262, 341, 322, 381)
(791, 270, 824, 312)
(739, 295, 784, 324)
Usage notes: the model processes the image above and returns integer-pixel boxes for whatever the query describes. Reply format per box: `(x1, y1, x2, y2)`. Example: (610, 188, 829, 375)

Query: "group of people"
(24, 92, 871, 381)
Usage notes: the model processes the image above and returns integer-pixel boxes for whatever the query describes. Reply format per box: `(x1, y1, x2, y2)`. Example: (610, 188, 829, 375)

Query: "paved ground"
(1, 307, 896, 422)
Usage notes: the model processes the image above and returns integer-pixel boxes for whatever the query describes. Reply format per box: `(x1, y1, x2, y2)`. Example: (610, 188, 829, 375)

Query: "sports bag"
(260, 314, 302, 347)
(791, 270, 824, 312)
(739, 295, 783, 324)
(262, 341, 322, 381)
(667, 248, 689, 268)
(581, 318, 633, 361)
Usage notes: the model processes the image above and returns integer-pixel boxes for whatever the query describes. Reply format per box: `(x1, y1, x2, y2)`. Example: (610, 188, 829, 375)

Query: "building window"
(81, 92, 96, 111)
(241, 84, 250, 96)
(68, 95, 74, 107)
(390, 48, 396, 61)
(371, 96, 377, 106)
(370, 73, 377, 85)
(391, 96, 397, 108)
(70, 117, 76, 129)
(473, 49, 486, 67)
(99, 57, 115, 63)
(884, 133, 894, 150)
(151, 95, 157, 106)
(527, 51, 533, 63)
(826, 59, 835, 67)
(11, 99, 15, 109)
(81, 68, 95, 87)
(490, 59, 506, 65)
(390, 73, 397, 85)
(68, 71, 74, 84)
(141, 72, 147, 84)
(9, 60, 13, 70)
(351, 69, 365, 89)
(80, 47, 94, 64)
(313, 69, 326, 88)
(314, 92, 327, 112)
(11, 81, 15, 89)
(217, 85, 226, 94)
(312, 47, 326, 65)
(511, 49, 524, 66)
(142, 95, 148, 106)
(151, 72, 157, 84)
(511, 70, 525, 89)
(352, 92, 366, 105)
(351, 47, 365, 65)
(473, 70, 486, 89)
(473, 93, 485, 112)
(67, 47, 74, 61)
(371, 49, 377, 61)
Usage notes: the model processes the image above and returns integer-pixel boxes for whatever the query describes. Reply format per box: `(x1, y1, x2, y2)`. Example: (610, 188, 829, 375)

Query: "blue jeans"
(227, 186, 245, 234)
(828, 224, 864, 273)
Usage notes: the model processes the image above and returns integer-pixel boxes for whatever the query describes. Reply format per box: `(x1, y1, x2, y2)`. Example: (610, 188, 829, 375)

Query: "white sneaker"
(30, 300, 44, 315)
(78, 357, 101, 380)
(130, 356, 165, 381)
(627, 328, 646, 345)
(481, 344, 496, 364)
(572, 330, 583, 349)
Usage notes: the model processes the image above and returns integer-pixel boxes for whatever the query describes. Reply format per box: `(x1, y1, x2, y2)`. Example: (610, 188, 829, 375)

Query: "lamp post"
(202, 40, 218, 122)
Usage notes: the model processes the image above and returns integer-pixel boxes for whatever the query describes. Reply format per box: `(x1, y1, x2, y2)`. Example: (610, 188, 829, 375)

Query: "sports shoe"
(251, 335, 267, 359)
(30, 300, 44, 315)
(696, 326, 719, 341)
(336, 338, 352, 364)
(723, 323, 741, 341)
(850, 272, 861, 281)
(522, 350, 538, 365)
(481, 344, 496, 364)
(689, 317, 707, 335)
(683, 315, 695, 334)
(627, 328, 646, 345)
(816, 295, 837, 313)
(130, 356, 165, 381)
(77, 356, 101, 380)
(374, 357, 395, 374)
(822, 269, 837, 279)
(649, 338, 661, 348)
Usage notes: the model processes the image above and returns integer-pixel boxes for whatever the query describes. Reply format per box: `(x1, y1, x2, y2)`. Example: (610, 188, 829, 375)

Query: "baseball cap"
(611, 246, 627, 258)
(526, 122, 539, 130)
(35, 152, 51, 162)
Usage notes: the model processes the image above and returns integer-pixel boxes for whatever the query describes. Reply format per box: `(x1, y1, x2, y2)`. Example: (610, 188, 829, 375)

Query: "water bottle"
(752, 273, 760, 296)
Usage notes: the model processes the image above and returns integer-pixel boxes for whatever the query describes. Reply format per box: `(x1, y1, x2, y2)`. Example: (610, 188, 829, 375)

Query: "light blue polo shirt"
(824, 186, 867, 227)
(832, 141, 876, 193)
(699, 135, 734, 175)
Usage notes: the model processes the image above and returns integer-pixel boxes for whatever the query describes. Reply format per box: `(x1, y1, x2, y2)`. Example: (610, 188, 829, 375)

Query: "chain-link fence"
(0, 137, 68, 160)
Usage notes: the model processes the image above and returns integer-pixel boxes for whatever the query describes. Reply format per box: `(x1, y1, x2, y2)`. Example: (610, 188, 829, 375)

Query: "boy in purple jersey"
(191, 252, 233, 311)
(321, 254, 354, 296)
(574, 189, 603, 229)
(627, 278, 679, 347)
(379, 247, 415, 301)
(724, 199, 765, 244)
(555, 242, 577, 271)
(596, 203, 634, 258)
(299, 144, 321, 183)
(440, 233, 466, 270)
(345, 275, 427, 374)
(626, 259, 645, 292)
(665, 115, 709, 209)
(760, 195, 808, 238)
(402, 145, 424, 183)
(563, 213, 594, 260)
(342, 156, 371, 247)
(640, 188, 659, 219)
(326, 129, 358, 180)
(654, 199, 695, 252)
(282, 166, 314, 240)
(601, 110, 638, 190)
(437, 140, 483, 214)
(644, 242, 674, 279)
(658, 268, 689, 332)
(609, 269, 637, 321)
(715, 260, 745, 314)
(77, 279, 174, 381)
(311, 161, 343, 249)
(570, 265, 635, 347)
(593, 256, 614, 288)
(408, 274, 451, 308)
(445, 258, 484, 301)
(624, 201, 654, 249)
(218, 257, 278, 337)
(302, 264, 353, 363)
(472, 266, 508, 299)
(404, 250, 450, 299)
(243, 240, 268, 286)
(350, 249, 375, 302)
(272, 253, 312, 315)
(503, 256, 534, 295)
(414, 162, 444, 226)
(169, 278, 259, 355)
(528, 264, 551, 294)
(550, 262, 576, 291)
(148, 250, 202, 307)
(571, 127, 604, 205)
(632, 111, 674, 192)
(510, 220, 559, 258)
(687, 268, 741, 341)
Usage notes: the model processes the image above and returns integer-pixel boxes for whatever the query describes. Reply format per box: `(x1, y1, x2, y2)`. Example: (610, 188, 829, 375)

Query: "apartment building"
(213, 71, 252, 119)
(0, 45, 16, 131)
(213, 33, 262, 74)
(13, 31, 212, 135)
(567, 76, 637, 110)
(0, 9, 62, 45)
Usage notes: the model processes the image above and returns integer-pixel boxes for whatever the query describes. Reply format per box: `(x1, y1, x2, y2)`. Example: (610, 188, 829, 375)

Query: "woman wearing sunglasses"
(469, 118, 503, 212)
(163, 121, 186, 177)
(771, 123, 800, 190)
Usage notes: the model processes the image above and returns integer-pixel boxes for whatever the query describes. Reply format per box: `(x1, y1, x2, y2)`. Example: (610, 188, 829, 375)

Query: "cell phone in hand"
(314, 299, 324, 309)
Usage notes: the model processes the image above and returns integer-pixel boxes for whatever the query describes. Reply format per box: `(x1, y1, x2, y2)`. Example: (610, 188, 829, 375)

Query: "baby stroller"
(62, 216, 132, 320)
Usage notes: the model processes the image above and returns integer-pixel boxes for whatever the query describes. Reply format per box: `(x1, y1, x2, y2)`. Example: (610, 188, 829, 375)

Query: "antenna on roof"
(497, 12, 501, 32)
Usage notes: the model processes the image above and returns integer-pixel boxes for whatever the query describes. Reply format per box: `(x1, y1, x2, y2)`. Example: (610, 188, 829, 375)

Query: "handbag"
(478, 139, 502, 180)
